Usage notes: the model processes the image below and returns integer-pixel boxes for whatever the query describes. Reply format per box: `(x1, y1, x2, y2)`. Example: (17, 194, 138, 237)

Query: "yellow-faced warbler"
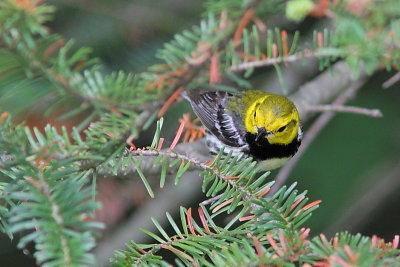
(183, 89, 302, 170)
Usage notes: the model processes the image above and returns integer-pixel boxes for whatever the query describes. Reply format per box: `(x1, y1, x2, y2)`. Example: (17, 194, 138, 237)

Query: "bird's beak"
(255, 127, 269, 142)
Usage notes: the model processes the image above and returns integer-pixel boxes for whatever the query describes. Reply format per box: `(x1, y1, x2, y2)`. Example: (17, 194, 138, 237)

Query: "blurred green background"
(1, 0, 399, 266)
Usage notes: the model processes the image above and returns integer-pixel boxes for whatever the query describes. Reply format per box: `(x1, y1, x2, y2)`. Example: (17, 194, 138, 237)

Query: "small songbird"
(183, 88, 302, 170)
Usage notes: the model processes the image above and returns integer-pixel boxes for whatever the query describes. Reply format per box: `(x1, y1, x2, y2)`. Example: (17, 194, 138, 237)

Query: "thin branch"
(289, 61, 369, 122)
(201, 194, 223, 206)
(382, 72, 400, 88)
(306, 104, 383, 117)
(230, 49, 338, 72)
(131, 217, 250, 266)
(130, 149, 254, 201)
(270, 79, 367, 195)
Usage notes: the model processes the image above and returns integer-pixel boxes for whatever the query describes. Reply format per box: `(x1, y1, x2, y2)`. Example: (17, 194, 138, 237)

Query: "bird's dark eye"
(277, 125, 286, 132)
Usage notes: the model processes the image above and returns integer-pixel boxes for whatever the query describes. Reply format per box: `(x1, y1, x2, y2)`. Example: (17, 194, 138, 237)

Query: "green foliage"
(330, 1, 400, 74)
(0, 116, 103, 266)
(111, 182, 318, 266)
(310, 232, 400, 266)
(0, 0, 399, 266)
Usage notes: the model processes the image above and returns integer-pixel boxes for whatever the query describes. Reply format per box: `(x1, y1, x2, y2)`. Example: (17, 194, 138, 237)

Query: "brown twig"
(269, 79, 367, 196)
(306, 104, 383, 117)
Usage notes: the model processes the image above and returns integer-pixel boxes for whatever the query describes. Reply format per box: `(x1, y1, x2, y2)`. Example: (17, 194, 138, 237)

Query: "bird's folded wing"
(183, 89, 247, 147)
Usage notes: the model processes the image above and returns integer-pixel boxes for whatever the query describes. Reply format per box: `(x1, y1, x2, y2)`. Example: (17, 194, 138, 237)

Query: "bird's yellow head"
(244, 94, 300, 145)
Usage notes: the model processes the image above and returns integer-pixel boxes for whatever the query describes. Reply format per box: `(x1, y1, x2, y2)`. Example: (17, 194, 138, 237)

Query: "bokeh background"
(1, 0, 399, 266)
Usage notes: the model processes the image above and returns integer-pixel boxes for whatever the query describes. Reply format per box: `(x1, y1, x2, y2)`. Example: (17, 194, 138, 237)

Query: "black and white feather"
(182, 89, 249, 155)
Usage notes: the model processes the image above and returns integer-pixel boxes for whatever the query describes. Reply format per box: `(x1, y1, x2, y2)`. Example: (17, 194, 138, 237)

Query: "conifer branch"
(1, 0, 400, 265)
(131, 227, 247, 266)
(130, 149, 254, 201)
(230, 49, 340, 72)
(32, 171, 73, 266)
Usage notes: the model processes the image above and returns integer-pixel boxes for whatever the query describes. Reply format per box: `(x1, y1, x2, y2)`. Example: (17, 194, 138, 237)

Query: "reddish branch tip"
(290, 196, 306, 212)
(319, 234, 330, 249)
(272, 43, 278, 58)
(197, 207, 211, 234)
(233, 9, 255, 45)
(0, 112, 10, 123)
(392, 235, 399, 249)
(333, 236, 339, 249)
(252, 235, 264, 257)
(156, 138, 164, 151)
(299, 228, 311, 241)
(256, 186, 271, 197)
(344, 245, 358, 263)
(223, 176, 241, 180)
(252, 16, 267, 32)
(266, 233, 284, 257)
(126, 135, 136, 150)
(12, 0, 37, 12)
(317, 32, 324, 48)
(186, 207, 197, 236)
(309, 0, 330, 17)
(303, 200, 322, 210)
(43, 39, 66, 58)
(295, 200, 322, 217)
(169, 119, 185, 150)
(209, 53, 221, 85)
(212, 198, 234, 213)
(239, 215, 255, 222)
(158, 87, 184, 117)
(179, 113, 205, 143)
(204, 157, 217, 167)
(281, 30, 289, 57)
(278, 232, 288, 253)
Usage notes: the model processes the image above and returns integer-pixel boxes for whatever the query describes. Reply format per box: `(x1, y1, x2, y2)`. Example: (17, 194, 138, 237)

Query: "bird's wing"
(183, 89, 247, 147)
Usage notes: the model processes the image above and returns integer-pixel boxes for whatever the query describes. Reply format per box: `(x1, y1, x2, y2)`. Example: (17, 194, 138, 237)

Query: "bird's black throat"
(245, 132, 301, 160)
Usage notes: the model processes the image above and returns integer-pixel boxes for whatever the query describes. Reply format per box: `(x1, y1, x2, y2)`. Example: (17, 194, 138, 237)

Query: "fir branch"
(0, 115, 102, 266)
(112, 182, 322, 266)
(28, 171, 73, 266)
(1, 0, 400, 266)
(230, 49, 341, 72)
(308, 232, 400, 266)
(129, 149, 254, 201)
(129, 225, 247, 266)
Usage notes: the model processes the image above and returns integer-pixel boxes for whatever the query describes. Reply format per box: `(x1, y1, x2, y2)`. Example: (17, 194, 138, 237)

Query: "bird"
(182, 88, 302, 171)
